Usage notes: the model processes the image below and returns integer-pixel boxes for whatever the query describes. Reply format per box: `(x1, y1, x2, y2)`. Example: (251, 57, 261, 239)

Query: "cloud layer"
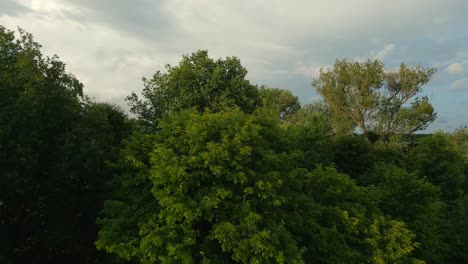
(1, 0, 467, 131)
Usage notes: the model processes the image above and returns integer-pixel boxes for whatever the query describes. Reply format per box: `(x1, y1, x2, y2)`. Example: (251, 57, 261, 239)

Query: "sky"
(1, 0, 467, 132)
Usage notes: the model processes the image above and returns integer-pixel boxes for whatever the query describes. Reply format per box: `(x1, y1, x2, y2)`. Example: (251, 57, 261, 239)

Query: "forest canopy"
(1, 26, 467, 264)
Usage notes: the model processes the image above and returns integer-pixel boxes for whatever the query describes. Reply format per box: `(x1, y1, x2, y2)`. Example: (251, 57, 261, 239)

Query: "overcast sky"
(1, 0, 467, 131)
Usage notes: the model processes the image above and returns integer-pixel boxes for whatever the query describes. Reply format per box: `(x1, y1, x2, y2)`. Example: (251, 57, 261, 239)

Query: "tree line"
(1, 26, 467, 263)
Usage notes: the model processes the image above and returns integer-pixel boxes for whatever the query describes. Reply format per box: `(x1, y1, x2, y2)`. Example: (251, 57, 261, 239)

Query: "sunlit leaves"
(313, 59, 436, 140)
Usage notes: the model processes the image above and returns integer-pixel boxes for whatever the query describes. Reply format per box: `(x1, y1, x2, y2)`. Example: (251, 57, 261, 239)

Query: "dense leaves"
(127, 50, 261, 130)
(97, 108, 305, 263)
(0, 26, 131, 263)
(97, 109, 421, 263)
(407, 132, 466, 203)
(1, 26, 467, 263)
(259, 86, 301, 121)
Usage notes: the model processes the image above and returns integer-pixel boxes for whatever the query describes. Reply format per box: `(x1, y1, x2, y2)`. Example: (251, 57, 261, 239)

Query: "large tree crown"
(312, 59, 437, 140)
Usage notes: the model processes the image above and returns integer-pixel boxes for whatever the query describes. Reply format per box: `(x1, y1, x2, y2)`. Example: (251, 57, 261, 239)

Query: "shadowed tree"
(0, 26, 131, 263)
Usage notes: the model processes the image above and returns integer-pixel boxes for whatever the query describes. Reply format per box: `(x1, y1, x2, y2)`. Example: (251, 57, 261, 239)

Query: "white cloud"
(0, 10, 178, 109)
(452, 78, 468, 90)
(294, 63, 323, 78)
(447, 63, 463, 74)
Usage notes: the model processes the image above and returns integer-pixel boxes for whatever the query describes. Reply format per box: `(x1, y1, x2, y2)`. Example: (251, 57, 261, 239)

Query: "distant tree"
(127, 50, 261, 130)
(450, 126, 468, 159)
(259, 86, 301, 121)
(312, 59, 436, 140)
(285, 120, 333, 171)
(285, 102, 332, 132)
(0, 25, 83, 262)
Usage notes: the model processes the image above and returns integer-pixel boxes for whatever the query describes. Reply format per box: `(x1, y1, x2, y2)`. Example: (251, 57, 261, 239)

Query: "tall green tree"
(127, 50, 261, 130)
(0, 26, 83, 262)
(287, 101, 351, 135)
(97, 108, 305, 263)
(259, 87, 301, 121)
(312, 59, 436, 140)
(0, 26, 131, 263)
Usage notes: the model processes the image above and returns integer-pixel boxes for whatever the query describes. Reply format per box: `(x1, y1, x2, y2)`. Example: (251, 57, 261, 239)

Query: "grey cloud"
(64, 0, 179, 46)
(1, 0, 467, 132)
(58, 0, 468, 76)
(0, 0, 30, 16)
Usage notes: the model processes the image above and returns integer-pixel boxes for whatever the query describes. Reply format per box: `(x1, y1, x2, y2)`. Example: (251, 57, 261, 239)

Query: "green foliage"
(407, 132, 466, 203)
(2, 26, 465, 264)
(285, 120, 333, 171)
(259, 86, 301, 121)
(370, 164, 446, 263)
(312, 59, 436, 140)
(405, 131, 468, 263)
(451, 127, 468, 159)
(97, 108, 304, 263)
(446, 196, 468, 263)
(0, 26, 131, 263)
(285, 102, 334, 133)
(295, 166, 419, 263)
(127, 50, 261, 130)
(331, 135, 374, 181)
(97, 107, 421, 263)
(95, 130, 157, 263)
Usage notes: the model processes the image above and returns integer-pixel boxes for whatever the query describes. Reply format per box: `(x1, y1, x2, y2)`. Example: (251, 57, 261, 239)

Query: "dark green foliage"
(405, 132, 468, 263)
(0, 26, 131, 263)
(0, 26, 82, 262)
(446, 196, 468, 263)
(451, 127, 468, 159)
(331, 135, 374, 182)
(407, 132, 466, 203)
(286, 123, 333, 171)
(369, 165, 446, 263)
(288, 166, 418, 263)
